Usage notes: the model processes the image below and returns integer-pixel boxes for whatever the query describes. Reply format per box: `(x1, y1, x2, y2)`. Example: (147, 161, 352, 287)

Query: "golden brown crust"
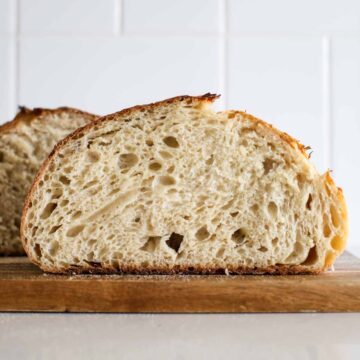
(323, 171, 349, 269)
(230, 111, 310, 159)
(21, 94, 346, 274)
(0, 106, 97, 135)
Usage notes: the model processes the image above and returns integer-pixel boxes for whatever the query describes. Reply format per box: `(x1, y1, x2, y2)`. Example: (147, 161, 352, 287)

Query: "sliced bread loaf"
(0, 107, 97, 255)
(21, 95, 348, 273)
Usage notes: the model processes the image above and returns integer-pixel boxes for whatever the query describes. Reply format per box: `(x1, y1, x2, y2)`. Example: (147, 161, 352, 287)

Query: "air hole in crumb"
(87, 151, 100, 163)
(163, 136, 179, 148)
(83, 180, 97, 189)
(232, 228, 246, 245)
(330, 205, 340, 228)
(323, 221, 331, 237)
(40, 203, 57, 219)
(206, 155, 214, 165)
(167, 188, 177, 195)
(49, 225, 61, 234)
(222, 199, 234, 210)
(216, 248, 225, 258)
(109, 188, 121, 195)
(331, 235, 343, 251)
(272, 237, 279, 246)
(241, 127, 255, 135)
(14, 217, 20, 228)
(59, 175, 71, 185)
(141, 236, 161, 253)
(301, 246, 318, 265)
(134, 217, 141, 223)
(159, 175, 176, 186)
(195, 226, 210, 241)
(251, 204, 259, 213)
(267, 202, 278, 218)
(167, 165, 175, 174)
(306, 194, 313, 210)
(297, 174, 306, 188)
(49, 241, 59, 256)
(146, 139, 154, 146)
(87, 239, 96, 247)
(263, 158, 277, 175)
(149, 162, 162, 171)
(51, 188, 63, 199)
(323, 214, 331, 237)
(258, 246, 268, 252)
(60, 199, 69, 207)
(72, 211, 82, 220)
(32, 226, 38, 236)
(159, 151, 172, 159)
(119, 153, 139, 170)
(230, 212, 238, 217)
(66, 225, 85, 237)
(166, 233, 183, 253)
(34, 243, 42, 258)
(64, 166, 73, 174)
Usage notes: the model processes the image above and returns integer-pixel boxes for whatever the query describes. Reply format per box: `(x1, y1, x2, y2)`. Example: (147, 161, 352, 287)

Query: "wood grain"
(0, 252, 359, 313)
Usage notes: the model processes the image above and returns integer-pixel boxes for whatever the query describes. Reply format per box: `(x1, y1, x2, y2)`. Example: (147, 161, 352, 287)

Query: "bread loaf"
(21, 95, 348, 273)
(0, 107, 97, 255)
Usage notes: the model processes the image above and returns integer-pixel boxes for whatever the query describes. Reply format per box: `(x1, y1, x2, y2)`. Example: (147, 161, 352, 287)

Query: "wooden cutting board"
(0, 252, 359, 313)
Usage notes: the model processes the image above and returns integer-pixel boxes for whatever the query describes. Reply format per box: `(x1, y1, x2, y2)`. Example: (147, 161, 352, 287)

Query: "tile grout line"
(16, 0, 21, 110)
(322, 36, 332, 171)
(114, 0, 122, 35)
(9, 0, 19, 116)
(119, 0, 124, 36)
(219, 0, 228, 109)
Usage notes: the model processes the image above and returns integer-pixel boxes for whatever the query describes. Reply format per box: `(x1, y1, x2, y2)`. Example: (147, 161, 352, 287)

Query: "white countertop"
(1, 249, 359, 359)
(0, 313, 359, 359)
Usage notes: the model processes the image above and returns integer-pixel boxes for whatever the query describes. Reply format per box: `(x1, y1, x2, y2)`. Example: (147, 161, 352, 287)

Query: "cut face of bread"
(0, 107, 97, 255)
(21, 95, 348, 273)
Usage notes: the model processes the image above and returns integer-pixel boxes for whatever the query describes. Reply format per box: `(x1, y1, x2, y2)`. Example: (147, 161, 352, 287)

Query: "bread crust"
(20, 94, 348, 273)
(1, 106, 98, 256)
(0, 106, 97, 134)
(24, 257, 322, 275)
(323, 171, 348, 267)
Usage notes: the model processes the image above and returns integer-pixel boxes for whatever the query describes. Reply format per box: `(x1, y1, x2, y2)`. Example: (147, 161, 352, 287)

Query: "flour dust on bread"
(0, 107, 97, 255)
(21, 95, 348, 273)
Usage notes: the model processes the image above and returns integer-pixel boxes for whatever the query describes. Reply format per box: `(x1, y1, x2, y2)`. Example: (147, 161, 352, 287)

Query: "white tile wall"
(0, 0, 359, 250)
(229, 0, 360, 35)
(19, 37, 220, 114)
(0, 39, 15, 120)
(19, 0, 117, 35)
(0, 0, 15, 35)
(228, 37, 324, 169)
(123, 0, 221, 35)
